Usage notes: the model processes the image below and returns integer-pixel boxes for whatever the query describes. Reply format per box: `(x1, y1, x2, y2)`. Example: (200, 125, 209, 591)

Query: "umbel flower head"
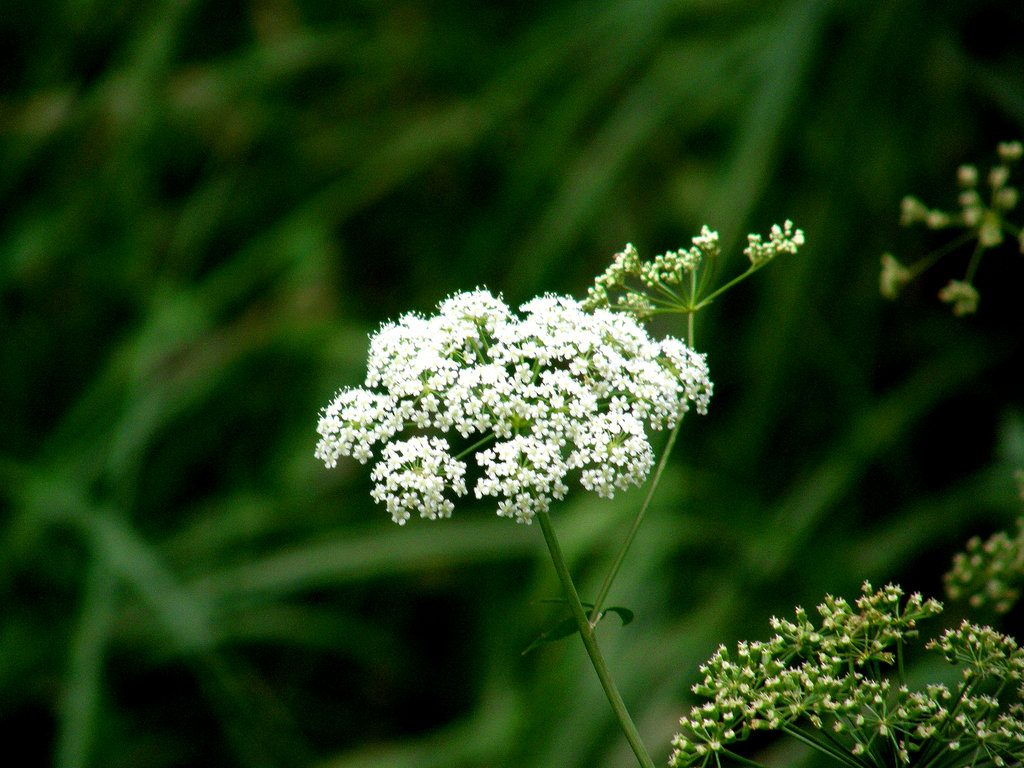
(945, 474, 1024, 614)
(315, 290, 712, 524)
(881, 140, 1024, 316)
(670, 582, 1024, 768)
(584, 222, 804, 318)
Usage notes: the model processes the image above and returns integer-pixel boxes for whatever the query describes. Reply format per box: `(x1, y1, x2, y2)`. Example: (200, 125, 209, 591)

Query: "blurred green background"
(2, 1, 1024, 766)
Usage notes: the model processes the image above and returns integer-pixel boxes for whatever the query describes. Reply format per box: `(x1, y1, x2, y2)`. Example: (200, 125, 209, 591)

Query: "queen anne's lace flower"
(369, 436, 467, 525)
(569, 409, 654, 499)
(475, 434, 569, 524)
(316, 289, 712, 523)
(314, 389, 401, 467)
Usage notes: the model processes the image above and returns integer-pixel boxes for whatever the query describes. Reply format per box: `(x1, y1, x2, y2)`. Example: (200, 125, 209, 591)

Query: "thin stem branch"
(535, 509, 656, 768)
(907, 230, 974, 279)
(589, 283, 697, 624)
(690, 265, 758, 310)
(963, 240, 986, 284)
(782, 725, 867, 768)
(454, 431, 496, 460)
(588, 416, 684, 624)
(720, 747, 772, 768)
(688, 268, 697, 347)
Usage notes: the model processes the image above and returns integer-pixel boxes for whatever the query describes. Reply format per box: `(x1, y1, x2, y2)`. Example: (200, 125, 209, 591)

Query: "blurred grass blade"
(20, 472, 215, 654)
(54, 561, 118, 768)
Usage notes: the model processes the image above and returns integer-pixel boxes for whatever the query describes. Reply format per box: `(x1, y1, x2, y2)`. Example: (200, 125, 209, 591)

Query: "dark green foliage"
(522, 602, 635, 657)
(1, 1, 1023, 767)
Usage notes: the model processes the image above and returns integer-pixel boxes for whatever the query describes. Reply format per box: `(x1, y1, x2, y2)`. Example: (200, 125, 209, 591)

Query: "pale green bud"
(997, 141, 1023, 162)
(879, 253, 912, 300)
(937, 280, 979, 316)
(958, 164, 979, 187)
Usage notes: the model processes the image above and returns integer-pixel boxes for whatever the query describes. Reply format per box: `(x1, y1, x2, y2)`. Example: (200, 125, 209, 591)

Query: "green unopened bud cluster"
(671, 582, 1024, 768)
(946, 518, 1024, 614)
(937, 280, 980, 317)
(944, 471, 1024, 614)
(584, 222, 803, 319)
(882, 141, 1024, 315)
(899, 141, 1022, 244)
(743, 220, 804, 267)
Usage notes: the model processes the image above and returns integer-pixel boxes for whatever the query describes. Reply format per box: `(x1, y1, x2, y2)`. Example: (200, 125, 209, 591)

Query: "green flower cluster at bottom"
(671, 582, 1024, 768)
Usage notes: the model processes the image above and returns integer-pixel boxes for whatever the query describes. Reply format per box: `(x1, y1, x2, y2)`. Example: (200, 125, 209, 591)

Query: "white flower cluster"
(743, 219, 804, 267)
(315, 290, 712, 524)
(945, 517, 1024, 614)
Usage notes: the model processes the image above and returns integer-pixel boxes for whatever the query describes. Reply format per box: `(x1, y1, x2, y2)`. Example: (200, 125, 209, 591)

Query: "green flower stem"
(651, 279, 688, 307)
(589, 291, 696, 624)
(688, 268, 697, 347)
(454, 431, 496, 460)
(588, 416, 683, 625)
(720, 747, 772, 768)
(782, 725, 866, 768)
(963, 240, 986, 283)
(908, 231, 974, 279)
(535, 509, 656, 768)
(896, 636, 906, 682)
(689, 265, 758, 311)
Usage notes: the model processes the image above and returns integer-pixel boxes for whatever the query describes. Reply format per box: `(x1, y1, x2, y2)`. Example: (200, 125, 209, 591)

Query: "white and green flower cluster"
(946, 518, 1024, 614)
(898, 141, 1022, 245)
(881, 140, 1024, 315)
(583, 229, 718, 317)
(671, 582, 1024, 768)
(583, 222, 804, 318)
(315, 290, 712, 525)
(743, 220, 805, 267)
